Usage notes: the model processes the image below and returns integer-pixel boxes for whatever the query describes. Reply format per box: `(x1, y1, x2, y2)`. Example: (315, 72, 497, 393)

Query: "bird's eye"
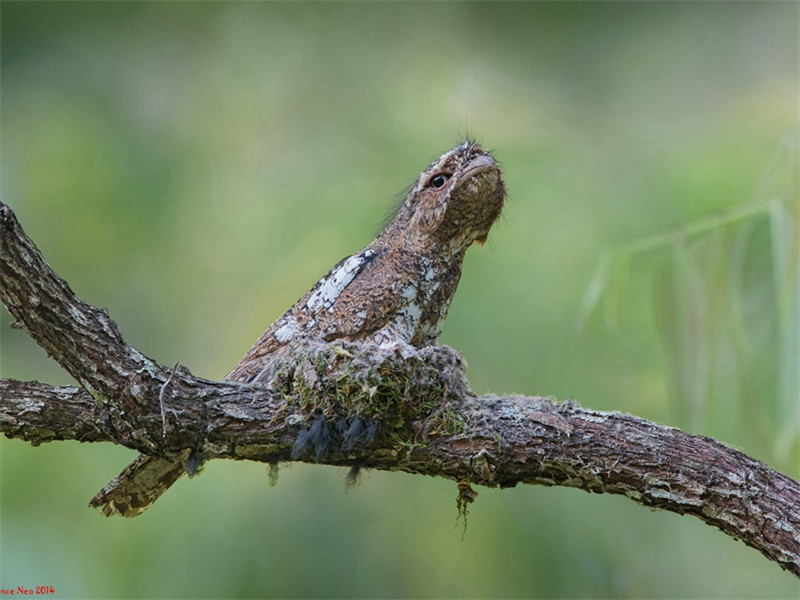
(429, 174, 448, 189)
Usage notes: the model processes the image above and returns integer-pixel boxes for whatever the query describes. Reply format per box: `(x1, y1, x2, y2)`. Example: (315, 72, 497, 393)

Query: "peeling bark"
(1, 201, 799, 578)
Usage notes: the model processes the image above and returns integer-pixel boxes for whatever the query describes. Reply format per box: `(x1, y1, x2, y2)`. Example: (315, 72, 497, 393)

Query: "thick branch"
(0, 202, 206, 454)
(0, 379, 110, 444)
(2, 200, 799, 578)
(0, 203, 163, 402)
(3, 370, 799, 576)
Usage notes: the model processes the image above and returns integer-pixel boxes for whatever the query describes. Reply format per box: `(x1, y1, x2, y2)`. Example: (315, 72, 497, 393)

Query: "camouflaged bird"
(90, 140, 506, 517)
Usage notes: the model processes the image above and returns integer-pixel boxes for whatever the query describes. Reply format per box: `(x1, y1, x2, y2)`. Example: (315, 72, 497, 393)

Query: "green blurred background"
(2, 2, 798, 598)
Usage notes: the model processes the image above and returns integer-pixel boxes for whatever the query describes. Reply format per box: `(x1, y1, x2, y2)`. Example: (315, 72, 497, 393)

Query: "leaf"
(574, 251, 613, 333)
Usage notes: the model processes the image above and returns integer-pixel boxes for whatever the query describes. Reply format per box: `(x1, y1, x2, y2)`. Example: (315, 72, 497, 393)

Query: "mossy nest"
(269, 340, 472, 459)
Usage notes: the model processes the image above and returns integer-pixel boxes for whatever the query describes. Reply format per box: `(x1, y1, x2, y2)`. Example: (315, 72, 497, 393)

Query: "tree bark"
(1, 201, 799, 578)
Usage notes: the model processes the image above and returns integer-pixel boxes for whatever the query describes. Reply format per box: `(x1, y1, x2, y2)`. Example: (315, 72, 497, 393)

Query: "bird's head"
(383, 141, 506, 253)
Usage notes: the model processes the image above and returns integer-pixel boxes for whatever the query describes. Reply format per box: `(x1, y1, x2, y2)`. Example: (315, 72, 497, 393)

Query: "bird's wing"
(224, 247, 410, 383)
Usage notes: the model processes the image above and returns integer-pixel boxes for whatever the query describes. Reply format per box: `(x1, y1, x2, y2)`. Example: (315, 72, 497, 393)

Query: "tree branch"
(0, 379, 110, 444)
(2, 201, 799, 578)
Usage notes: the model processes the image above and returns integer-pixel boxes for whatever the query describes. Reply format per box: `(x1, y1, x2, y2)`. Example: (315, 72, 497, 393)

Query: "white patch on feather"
(305, 251, 373, 313)
(396, 285, 422, 338)
(273, 318, 300, 342)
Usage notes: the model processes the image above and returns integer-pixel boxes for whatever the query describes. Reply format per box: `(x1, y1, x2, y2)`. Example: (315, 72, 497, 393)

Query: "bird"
(90, 140, 506, 517)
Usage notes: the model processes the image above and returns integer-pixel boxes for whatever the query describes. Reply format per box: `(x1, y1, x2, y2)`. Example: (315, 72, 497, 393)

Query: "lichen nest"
(269, 341, 472, 459)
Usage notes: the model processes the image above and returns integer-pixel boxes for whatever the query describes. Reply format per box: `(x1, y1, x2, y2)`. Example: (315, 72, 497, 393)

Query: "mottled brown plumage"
(90, 140, 506, 517)
(227, 140, 505, 382)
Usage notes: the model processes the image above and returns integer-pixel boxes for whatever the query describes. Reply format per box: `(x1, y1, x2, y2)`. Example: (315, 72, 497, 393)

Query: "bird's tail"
(90, 454, 187, 517)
